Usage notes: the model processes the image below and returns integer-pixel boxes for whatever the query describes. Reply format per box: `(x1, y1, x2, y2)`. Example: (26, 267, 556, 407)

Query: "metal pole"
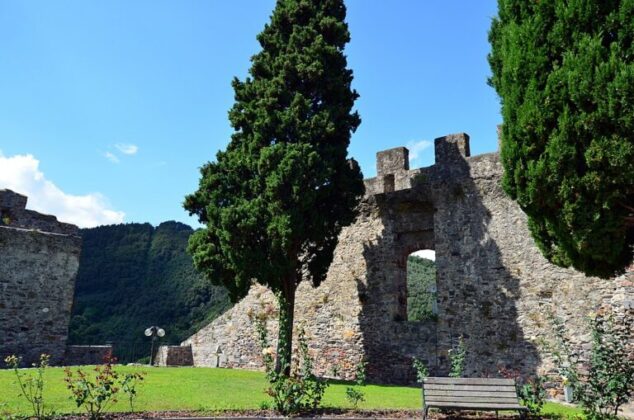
(150, 336, 156, 365)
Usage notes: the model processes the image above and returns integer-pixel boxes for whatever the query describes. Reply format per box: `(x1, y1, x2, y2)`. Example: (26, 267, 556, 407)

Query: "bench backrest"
(423, 377, 520, 407)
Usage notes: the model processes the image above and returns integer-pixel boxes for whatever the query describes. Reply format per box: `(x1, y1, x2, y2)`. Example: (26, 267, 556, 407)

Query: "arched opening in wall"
(406, 249, 437, 322)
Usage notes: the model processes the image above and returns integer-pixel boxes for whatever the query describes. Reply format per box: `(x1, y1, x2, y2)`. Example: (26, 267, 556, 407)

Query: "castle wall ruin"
(0, 189, 81, 365)
(178, 133, 633, 385)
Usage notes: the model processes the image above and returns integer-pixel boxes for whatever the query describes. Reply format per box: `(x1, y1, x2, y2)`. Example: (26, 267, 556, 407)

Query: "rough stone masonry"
(0, 189, 81, 366)
(173, 133, 633, 387)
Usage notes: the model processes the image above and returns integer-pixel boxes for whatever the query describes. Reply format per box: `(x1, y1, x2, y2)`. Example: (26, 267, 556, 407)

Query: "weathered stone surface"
(0, 189, 81, 366)
(179, 134, 633, 387)
(155, 345, 193, 366)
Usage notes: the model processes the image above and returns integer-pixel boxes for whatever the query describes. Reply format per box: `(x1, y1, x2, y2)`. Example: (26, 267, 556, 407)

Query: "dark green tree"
(184, 0, 363, 374)
(488, 0, 634, 278)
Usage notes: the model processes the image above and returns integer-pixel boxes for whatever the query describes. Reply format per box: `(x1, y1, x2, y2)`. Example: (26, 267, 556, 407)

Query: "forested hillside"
(69, 222, 231, 362)
(407, 255, 437, 321)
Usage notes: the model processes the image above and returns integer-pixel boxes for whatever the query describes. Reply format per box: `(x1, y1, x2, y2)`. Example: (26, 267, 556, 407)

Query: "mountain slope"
(69, 222, 231, 362)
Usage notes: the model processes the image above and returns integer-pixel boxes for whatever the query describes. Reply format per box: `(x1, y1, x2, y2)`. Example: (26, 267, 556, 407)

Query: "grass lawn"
(0, 366, 584, 418)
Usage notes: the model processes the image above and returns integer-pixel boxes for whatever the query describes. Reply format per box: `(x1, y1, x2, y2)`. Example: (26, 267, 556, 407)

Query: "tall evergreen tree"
(184, 0, 363, 373)
(489, 0, 634, 277)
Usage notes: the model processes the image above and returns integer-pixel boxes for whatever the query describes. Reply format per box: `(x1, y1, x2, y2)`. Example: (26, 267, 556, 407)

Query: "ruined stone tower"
(0, 189, 81, 365)
(169, 133, 632, 384)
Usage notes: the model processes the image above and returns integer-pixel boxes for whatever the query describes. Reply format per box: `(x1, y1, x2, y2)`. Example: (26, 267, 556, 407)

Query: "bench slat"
(425, 390, 519, 398)
(425, 401, 526, 410)
(424, 384, 518, 392)
(426, 396, 521, 404)
(424, 377, 514, 386)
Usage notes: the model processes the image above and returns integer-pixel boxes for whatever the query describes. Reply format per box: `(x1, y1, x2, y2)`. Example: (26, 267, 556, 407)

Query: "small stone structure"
(0, 189, 81, 365)
(179, 133, 633, 385)
(155, 345, 194, 366)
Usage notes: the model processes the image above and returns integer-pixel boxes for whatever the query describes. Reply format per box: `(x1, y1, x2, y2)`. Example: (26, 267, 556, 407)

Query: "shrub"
(551, 311, 634, 419)
(120, 371, 146, 412)
(4, 353, 50, 419)
(498, 367, 546, 416)
(517, 376, 547, 416)
(254, 320, 328, 415)
(345, 360, 367, 409)
(64, 357, 146, 418)
(64, 358, 121, 419)
(345, 387, 365, 409)
(412, 357, 429, 383)
(448, 336, 466, 378)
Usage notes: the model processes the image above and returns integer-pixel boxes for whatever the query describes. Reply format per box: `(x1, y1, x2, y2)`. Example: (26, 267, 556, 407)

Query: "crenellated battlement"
(0, 189, 79, 236)
(364, 132, 475, 196)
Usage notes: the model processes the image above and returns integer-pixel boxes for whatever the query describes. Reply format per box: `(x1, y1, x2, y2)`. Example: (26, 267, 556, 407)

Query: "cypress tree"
(489, 0, 634, 277)
(184, 0, 363, 373)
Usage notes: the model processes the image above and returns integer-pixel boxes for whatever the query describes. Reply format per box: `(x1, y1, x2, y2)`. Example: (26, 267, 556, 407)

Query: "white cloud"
(406, 139, 432, 167)
(104, 151, 120, 163)
(115, 143, 138, 155)
(411, 249, 436, 261)
(0, 152, 125, 228)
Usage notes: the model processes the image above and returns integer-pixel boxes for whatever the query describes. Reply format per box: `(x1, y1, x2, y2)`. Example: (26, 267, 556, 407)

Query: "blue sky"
(0, 0, 500, 228)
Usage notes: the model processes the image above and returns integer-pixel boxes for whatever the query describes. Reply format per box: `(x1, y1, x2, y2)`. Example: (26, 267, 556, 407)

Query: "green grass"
(0, 366, 584, 417)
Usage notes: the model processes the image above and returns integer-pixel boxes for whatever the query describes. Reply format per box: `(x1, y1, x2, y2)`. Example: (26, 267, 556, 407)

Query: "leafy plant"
(254, 317, 328, 415)
(345, 387, 365, 409)
(517, 376, 546, 416)
(448, 336, 466, 378)
(120, 371, 146, 412)
(345, 360, 367, 409)
(64, 357, 125, 419)
(498, 367, 546, 416)
(412, 357, 429, 383)
(4, 353, 50, 419)
(551, 311, 634, 419)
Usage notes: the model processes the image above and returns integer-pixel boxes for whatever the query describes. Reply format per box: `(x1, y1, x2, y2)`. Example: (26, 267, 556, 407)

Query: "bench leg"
(423, 406, 429, 420)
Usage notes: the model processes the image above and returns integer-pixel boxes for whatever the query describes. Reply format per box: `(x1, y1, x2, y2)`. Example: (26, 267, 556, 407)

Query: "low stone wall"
(155, 345, 194, 366)
(65, 345, 113, 365)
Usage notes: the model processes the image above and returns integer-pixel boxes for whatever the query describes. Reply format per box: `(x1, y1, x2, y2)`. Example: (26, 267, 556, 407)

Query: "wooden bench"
(422, 377, 528, 419)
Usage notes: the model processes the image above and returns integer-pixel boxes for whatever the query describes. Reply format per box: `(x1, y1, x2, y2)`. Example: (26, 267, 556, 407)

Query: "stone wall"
(0, 189, 81, 366)
(180, 134, 633, 385)
(155, 345, 194, 366)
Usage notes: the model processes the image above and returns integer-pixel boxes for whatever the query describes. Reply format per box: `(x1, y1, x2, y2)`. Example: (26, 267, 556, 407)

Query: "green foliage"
(64, 358, 146, 419)
(120, 371, 146, 412)
(550, 312, 634, 419)
(517, 376, 547, 416)
(344, 387, 365, 409)
(345, 360, 367, 409)
(4, 354, 50, 419)
(64, 360, 121, 420)
(184, 0, 363, 373)
(412, 357, 429, 383)
(448, 336, 466, 378)
(255, 319, 328, 415)
(406, 255, 437, 321)
(488, 0, 634, 278)
(69, 222, 230, 362)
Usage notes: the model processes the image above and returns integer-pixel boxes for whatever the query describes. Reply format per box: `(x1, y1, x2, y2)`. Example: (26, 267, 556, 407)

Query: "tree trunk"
(274, 282, 296, 376)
